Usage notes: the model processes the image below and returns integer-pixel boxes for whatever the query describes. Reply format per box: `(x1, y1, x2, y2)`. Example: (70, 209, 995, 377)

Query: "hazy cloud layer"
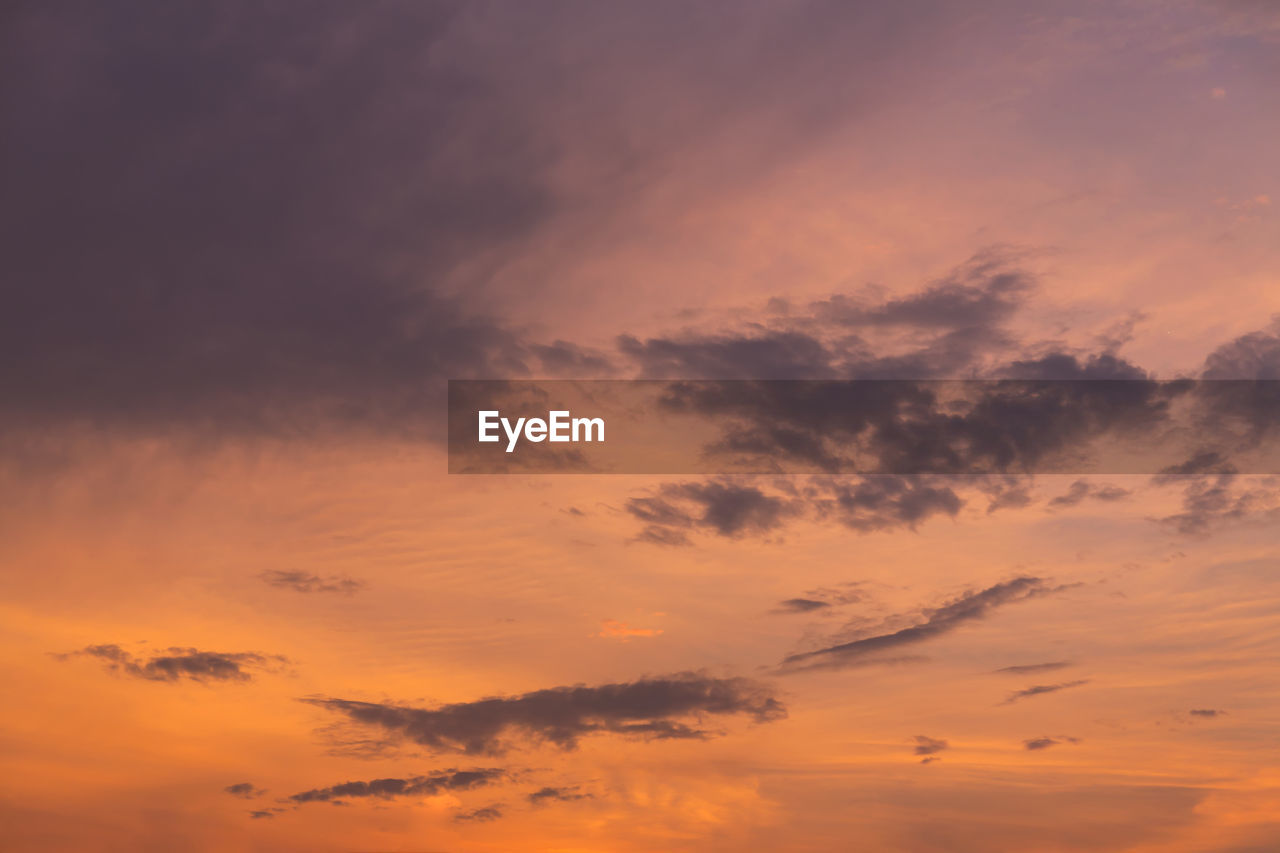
(260, 570, 366, 595)
(304, 673, 785, 755)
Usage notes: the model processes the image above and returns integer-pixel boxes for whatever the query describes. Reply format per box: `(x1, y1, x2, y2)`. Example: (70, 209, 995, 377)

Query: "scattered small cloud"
(995, 661, 1073, 676)
(455, 805, 503, 823)
(528, 785, 592, 805)
(57, 644, 287, 683)
(1002, 680, 1090, 705)
(1190, 709, 1226, 718)
(1048, 481, 1130, 509)
(1023, 735, 1080, 750)
(913, 735, 949, 759)
(224, 783, 265, 799)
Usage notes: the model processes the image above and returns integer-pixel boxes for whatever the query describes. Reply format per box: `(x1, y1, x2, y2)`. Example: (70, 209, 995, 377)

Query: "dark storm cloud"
(2, 0, 982, 437)
(59, 644, 286, 683)
(995, 661, 1073, 676)
(302, 673, 785, 755)
(913, 735, 949, 756)
(1023, 736, 1079, 750)
(290, 768, 505, 804)
(1047, 480, 1131, 508)
(1001, 680, 1090, 705)
(780, 577, 1050, 671)
(259, 570, 366, 595)
(224, 783, 264, 798)
(2, 1, 555, 435)
(528, 785, 592, 805)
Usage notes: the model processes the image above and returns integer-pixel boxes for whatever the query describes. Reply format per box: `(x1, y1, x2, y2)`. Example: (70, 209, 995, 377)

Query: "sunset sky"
(3, 2, 1280, 851)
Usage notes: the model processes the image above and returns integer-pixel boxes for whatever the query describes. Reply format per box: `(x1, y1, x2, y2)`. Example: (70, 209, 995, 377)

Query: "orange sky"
(3, 2, 1280, 851)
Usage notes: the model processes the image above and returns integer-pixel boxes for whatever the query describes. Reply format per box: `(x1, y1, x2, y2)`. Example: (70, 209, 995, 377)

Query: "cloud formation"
(528, 785, 592, 805)
(913, 736, 949, 757)
(1023, 735, 1080, 750)
(303, 673, 785, 755)
(455, 805, 503, 823)
(260, 571, 366, 595)
(224, 783, 265, 799)
(1001, 680, 1090, 705)
(59, 644, 286, 683)
(780, 577, 1051, 671)
(289, 768, 505, 804)
(995, 662, 1073, 676)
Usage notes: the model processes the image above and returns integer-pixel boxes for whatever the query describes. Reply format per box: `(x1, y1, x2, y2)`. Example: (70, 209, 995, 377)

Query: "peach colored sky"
(3, 2, 1280, 851)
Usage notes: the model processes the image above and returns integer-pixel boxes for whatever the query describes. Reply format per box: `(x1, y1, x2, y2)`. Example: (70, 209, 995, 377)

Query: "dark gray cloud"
(913, 735, 949, 756)
(248, 810, 276, 819)
(1048, 480, 1131, 508)
(1190, 709, 1225, 718)
(781, 577, 1051, 671)
(290, 768, 505, 804)
(1023, 735, 1079, 750)
(59, 644, 286, 683)
(455, 805, 503, 823)
(303, 672, 785, 755)
(528, 785, 592, 805)
(224, 783, 265, 799)
(1002, 680, 1090, 705)
(995, 661, 1073, 676)
(259, 570, 366, 595)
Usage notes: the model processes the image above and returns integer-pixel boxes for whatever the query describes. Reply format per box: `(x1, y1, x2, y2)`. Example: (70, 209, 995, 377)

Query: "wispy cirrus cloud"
(780, 577, 1053, 672)
(1002, 680, 1090, 705)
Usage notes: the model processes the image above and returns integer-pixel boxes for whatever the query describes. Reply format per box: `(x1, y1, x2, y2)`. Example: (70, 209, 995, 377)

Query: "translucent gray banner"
(447, 380, 1280, 474)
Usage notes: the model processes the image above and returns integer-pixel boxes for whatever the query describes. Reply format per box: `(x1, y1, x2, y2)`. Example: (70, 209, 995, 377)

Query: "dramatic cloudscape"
(2, 1, 1280, 851)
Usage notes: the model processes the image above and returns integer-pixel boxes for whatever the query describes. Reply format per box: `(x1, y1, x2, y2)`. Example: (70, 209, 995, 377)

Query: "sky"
(2, 1, 1280, 851)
